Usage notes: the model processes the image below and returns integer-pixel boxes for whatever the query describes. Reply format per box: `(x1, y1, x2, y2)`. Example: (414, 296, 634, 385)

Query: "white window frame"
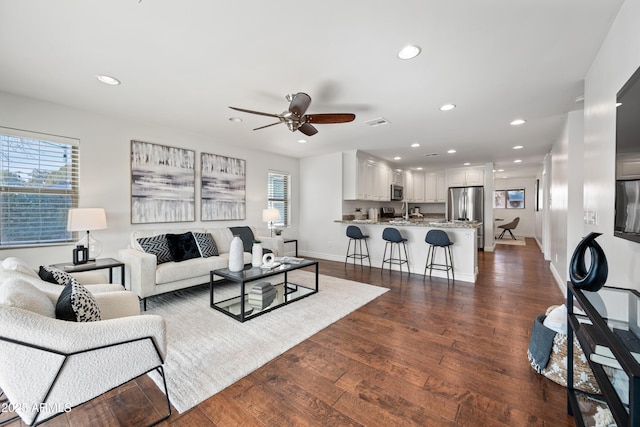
(267, 170, 290, 228)
(0, 127, 79, 248)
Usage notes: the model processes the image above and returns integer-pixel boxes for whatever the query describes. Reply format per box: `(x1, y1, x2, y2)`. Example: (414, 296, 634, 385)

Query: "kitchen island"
(335, 219, 481, 283)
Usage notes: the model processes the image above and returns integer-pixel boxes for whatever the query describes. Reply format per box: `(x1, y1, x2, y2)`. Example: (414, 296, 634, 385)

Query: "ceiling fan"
(229, 92, 356, 136)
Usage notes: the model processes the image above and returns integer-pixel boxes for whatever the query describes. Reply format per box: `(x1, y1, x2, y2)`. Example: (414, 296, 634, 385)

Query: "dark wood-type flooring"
(4, 238, 577, 426)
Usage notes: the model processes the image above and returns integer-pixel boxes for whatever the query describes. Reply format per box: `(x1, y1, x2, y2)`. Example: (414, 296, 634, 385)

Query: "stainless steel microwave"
(391, 184, 404, 201)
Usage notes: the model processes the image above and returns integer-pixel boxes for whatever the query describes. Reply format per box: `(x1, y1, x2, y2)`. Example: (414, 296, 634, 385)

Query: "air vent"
(424, 153, 439, 157)
(365, 117, 391, 127)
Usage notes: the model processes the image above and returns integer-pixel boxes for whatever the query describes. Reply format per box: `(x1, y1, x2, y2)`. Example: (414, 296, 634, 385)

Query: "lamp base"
(76, 233, 103, 261)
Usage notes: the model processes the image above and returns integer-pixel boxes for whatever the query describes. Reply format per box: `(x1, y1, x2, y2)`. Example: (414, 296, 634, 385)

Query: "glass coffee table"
(210, 259, 318, 322)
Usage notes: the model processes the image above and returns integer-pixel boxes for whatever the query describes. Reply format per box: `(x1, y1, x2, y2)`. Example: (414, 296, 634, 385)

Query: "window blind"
(0, 128, 79, 247)
(267, 171, 290, 227)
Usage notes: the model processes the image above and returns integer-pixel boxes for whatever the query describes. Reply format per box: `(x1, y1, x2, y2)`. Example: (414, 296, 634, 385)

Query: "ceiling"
(0, 0, 624, 179)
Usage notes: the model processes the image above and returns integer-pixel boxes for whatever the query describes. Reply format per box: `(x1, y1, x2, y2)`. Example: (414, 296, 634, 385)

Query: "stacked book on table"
(248, 281, 276, 310)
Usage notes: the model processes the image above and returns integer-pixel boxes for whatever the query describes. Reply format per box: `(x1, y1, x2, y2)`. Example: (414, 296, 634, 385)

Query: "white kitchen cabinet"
(424, 173, 437, 202)
(446, 167, 484, 187)
(436, 172, 447, 202)
(412, 171, 425, 202)
(404, 171, 414, 201)
(343, 150, 391, 201)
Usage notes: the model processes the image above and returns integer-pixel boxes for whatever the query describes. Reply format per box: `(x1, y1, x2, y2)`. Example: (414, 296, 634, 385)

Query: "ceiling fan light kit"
(229, 92, 355, 137)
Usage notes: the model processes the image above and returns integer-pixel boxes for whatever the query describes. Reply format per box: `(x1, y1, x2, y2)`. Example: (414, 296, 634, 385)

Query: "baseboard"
(549, 262, 567, 298)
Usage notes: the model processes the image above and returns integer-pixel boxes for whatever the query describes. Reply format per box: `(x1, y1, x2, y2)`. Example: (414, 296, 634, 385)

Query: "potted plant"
(274, 228, 283, 236)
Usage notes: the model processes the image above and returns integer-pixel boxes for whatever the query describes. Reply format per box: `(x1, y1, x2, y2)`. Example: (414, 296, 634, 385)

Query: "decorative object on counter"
(354, 207, 365, 220)
(72, 245, 88, 265)
(263, 208, 281, 237)
(569, 232, 608, 292)
(424, 229, 454, 281)
(228, 235, 244, 272)
(67, 208, 107, 261)
(345, 225, 371, 267)
(381, 227, 410, 273)
(251, 240, 263, 267)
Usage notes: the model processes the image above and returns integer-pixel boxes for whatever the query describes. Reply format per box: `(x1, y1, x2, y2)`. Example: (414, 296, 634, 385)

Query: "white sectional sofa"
(118, 226, 283, 309)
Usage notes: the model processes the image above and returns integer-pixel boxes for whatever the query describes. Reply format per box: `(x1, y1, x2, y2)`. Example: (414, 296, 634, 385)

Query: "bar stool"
(424, 229, 454, 281)
(381, 227, 409, 273)
(344, 225, 371, 266)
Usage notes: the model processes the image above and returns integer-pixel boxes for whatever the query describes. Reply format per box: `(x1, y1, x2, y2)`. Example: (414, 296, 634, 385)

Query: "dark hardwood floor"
(5, 239, 576, 426)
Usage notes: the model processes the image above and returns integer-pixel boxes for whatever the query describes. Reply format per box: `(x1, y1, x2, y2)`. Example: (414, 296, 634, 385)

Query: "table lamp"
(262, 208, 281, 237)
(67, 208, 107, 261)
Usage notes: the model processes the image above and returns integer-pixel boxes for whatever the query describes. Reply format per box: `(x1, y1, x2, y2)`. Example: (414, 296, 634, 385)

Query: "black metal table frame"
(210, 261, 319, 322)
(51, 257, 126, 288)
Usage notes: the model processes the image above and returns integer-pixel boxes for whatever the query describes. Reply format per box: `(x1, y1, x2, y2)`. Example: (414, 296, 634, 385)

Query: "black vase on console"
(569, 232, 608, 292)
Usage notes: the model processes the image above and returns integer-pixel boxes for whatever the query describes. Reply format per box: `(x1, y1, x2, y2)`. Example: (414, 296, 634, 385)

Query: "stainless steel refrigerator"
(447, 186, 484, 249)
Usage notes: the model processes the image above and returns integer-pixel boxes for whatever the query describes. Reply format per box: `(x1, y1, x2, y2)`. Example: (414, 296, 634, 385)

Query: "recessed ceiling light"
(440, 104, 456, 111)
(397, 45, 421, 60)
(416, 167, 423, 170)
(510, 119, 526, 126)
(298, 139, 307, 144)
(96, 74, 121, 85)
(463, 162, 470, 166)
(394, 156, 402, 160)
(513, 145, 523, 149)
(498, 169, 504, 172)
(411, 143, 420, 148)
(514, 159, 522, 163)
(229, 117, 242, 122)
(447, 149, 456, 154)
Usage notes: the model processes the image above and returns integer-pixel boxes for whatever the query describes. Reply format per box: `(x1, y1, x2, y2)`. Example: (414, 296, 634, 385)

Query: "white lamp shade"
(262, 208, 281, 223)
(67, 208, 107, 232)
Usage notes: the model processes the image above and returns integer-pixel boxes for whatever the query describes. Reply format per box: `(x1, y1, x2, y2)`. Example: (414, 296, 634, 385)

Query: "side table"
(51, 257, 126, 288)
(284, 239, 298, 257)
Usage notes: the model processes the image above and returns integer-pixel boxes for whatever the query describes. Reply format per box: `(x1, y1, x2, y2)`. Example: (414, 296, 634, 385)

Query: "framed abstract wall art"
(130, 140, 195, 223)
(201, 153, 246, 220)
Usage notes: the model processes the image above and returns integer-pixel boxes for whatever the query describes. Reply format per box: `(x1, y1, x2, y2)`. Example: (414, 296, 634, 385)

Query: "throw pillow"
(166, 232, 201, 262)
(39, 265, 74, 286)
(193, 232, 219, 257)
(55, 278, 101, 322)
(0, 278, 56, 318)
(1, 257, 39, 278)
(137, 234, 173, 264)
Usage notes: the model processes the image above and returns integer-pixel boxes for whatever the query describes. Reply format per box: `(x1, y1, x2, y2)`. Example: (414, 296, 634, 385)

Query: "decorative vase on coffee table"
(229, 235, 244, 272)
(252, 242, 263, 267)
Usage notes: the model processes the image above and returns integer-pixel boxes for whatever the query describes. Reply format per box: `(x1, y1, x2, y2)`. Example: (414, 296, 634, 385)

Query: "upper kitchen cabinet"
(446, 166, 484, 187)
(425, 172, 446, 203)
(343, 150, 391, 201)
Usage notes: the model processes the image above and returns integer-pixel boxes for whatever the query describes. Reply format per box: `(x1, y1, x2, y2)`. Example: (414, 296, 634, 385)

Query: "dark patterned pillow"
(193, 232, 219, 257)
(137, 234, 173, 264)
(55, 278, 101, 322)
(166, 232, 201, 262)
(39, 265, 74, 286)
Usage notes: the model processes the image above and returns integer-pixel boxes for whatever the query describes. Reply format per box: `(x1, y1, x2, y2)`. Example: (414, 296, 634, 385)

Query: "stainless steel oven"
(391, 184, 404, 201)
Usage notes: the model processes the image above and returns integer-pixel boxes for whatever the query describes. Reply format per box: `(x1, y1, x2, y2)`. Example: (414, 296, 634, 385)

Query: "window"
(267, 171, 290, 227)
(494, 189, 525, 209)
(0, 127, 79, 247)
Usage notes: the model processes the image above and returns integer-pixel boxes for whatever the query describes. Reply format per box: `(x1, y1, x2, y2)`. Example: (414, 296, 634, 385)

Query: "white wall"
(581, 0, 640, 291)
(0, 92, 300, 267)
(493, 177, 536, 238)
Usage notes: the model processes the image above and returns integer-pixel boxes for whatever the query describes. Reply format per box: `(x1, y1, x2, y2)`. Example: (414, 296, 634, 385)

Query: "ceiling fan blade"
(229, 106, 280, 118)
(306, 113, 356, 124)
(253, 121, 282, 131)
(298, 123, 318, 136)
(288, 93, 312, 117)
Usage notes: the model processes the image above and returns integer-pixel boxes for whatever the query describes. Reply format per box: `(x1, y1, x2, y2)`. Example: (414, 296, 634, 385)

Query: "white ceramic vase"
(252, 242, 263, 267)
(228, 235, 244, 272)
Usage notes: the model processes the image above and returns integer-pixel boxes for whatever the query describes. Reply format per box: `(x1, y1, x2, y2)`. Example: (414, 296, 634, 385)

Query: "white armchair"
(0, 277, 169, 426)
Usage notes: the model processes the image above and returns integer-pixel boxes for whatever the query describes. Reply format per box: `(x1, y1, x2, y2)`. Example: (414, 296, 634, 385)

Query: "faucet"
(403, 200, 409, 220)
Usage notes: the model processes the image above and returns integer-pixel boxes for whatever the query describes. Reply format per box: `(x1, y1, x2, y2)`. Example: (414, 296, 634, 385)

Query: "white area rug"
(146, 270, 388, 413)
(495, 236, 526, 246)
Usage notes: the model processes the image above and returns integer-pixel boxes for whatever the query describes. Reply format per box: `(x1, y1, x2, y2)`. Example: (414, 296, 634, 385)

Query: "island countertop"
(334, 219, 482, 229)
